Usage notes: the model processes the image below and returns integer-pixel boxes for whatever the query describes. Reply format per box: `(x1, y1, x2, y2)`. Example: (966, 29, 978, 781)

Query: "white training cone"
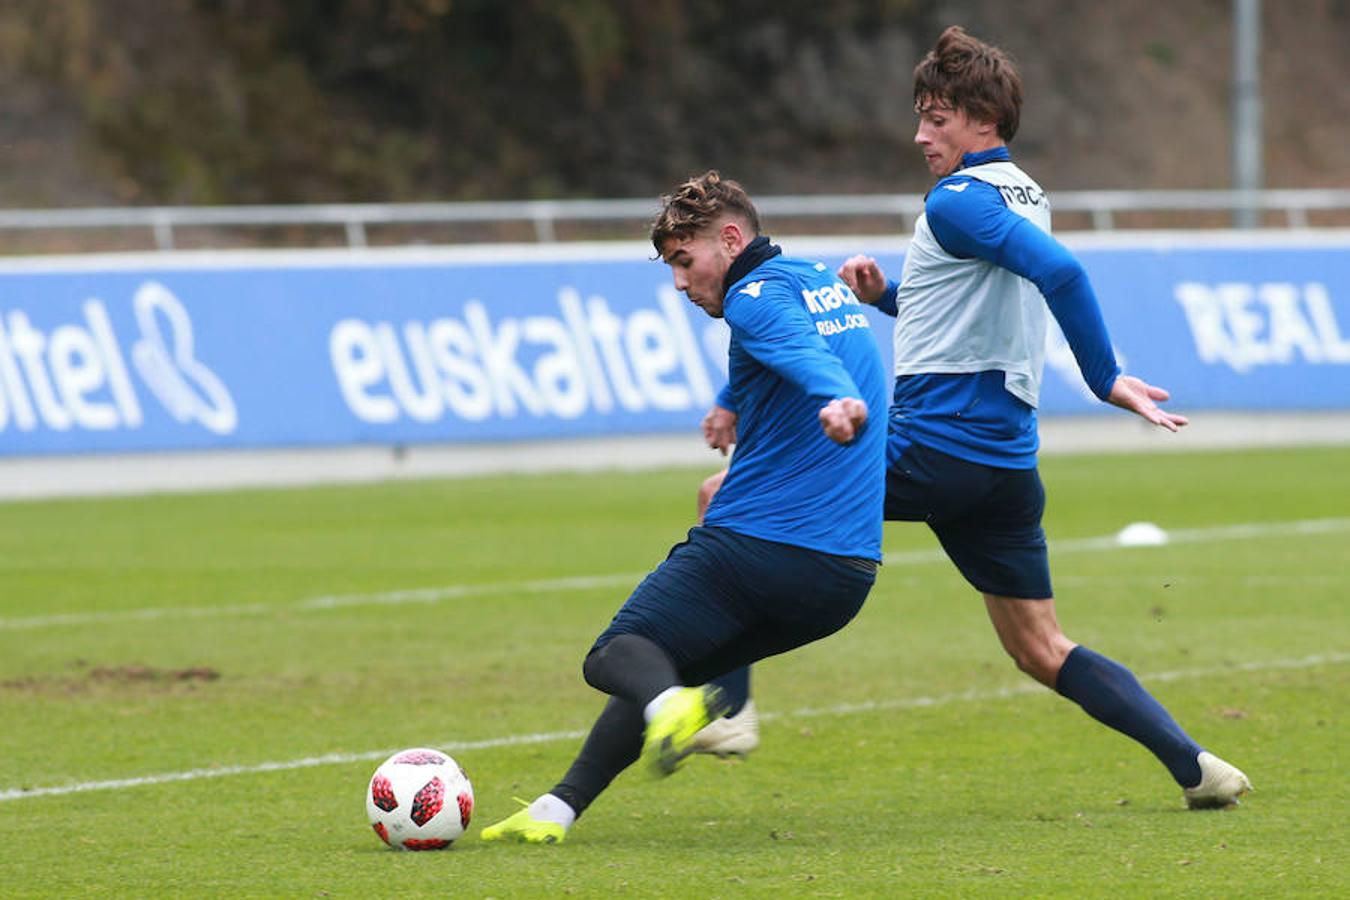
(1115, 521, 1170, 547)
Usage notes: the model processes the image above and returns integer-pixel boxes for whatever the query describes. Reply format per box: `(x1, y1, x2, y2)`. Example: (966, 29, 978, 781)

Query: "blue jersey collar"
(722, 235, 782, 296)
(957, 145, 1010, 170)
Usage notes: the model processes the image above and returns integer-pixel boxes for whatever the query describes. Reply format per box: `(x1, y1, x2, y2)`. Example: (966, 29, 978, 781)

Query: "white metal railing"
(1, 189, 1348, 251)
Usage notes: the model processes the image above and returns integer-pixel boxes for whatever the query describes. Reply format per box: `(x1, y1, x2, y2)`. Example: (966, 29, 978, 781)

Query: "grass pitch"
(0, 445, 1346, 897)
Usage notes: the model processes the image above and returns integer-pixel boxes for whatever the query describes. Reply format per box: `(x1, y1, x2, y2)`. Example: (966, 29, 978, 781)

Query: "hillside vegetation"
(1, 0, 1347, 208)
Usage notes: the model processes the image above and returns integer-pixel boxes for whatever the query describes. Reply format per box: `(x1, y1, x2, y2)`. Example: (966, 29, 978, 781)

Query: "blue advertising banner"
(1059, 237, 1350, 413)
(1, 232, 1348, 456)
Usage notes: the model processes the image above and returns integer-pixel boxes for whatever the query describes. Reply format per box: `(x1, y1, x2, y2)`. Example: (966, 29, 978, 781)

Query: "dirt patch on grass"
(1, 663, 221, 694)
(86, 664, 220, 684)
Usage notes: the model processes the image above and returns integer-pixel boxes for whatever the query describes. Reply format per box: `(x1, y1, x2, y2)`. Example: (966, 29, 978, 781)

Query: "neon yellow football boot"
(643, 685, 728, 777)
(480, 798, 568, 845)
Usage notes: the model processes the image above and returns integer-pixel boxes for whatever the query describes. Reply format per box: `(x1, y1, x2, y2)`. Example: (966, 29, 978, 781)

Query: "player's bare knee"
(1005, 642, 1065, 687)
(1006, 649, 1047, 684)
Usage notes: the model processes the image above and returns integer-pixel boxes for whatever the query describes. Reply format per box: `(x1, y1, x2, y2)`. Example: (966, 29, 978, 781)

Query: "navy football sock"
(710, 665, 751, 717)
(1055, 645, 1203, 787)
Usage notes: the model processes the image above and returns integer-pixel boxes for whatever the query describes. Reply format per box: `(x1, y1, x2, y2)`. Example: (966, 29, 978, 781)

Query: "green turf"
(1, 445, 1346, 897)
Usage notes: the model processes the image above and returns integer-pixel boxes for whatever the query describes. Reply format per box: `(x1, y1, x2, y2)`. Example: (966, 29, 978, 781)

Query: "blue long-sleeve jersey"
(704, 247, 888, 560)
(876, 147, 1120, 467)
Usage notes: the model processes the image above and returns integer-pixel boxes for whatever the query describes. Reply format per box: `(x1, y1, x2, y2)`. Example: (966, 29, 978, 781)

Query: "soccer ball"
(366, 748, 474, 851)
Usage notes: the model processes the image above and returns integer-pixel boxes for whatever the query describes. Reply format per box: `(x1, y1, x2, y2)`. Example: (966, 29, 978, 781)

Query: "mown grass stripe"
(3, 516, 1347, 632)
(3, 651, 1343, 803)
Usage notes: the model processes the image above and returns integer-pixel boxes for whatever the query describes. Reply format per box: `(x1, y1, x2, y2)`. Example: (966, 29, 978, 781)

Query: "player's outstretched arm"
(837, 255, 889, 306)
(1107, 374, 1190, 432)
(819, 397, 868, 444)
(701, 404, 738, 455)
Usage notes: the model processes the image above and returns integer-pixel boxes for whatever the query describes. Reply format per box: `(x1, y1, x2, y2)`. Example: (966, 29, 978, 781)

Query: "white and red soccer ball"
(366, 748, 473, 851)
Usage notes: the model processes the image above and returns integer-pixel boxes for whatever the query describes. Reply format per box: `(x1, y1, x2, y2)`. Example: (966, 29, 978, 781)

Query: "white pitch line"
(0, 572, 645, 631)
(0, 729, 589, 803)
(2, 516, 1348, 633)
(882, 516, 1350, 565)
(2, 651, 1345, 804)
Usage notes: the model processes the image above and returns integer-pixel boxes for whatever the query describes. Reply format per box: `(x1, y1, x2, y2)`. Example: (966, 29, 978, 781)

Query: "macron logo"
(943, 182, 969, 193)
(739, 281, 766, 298)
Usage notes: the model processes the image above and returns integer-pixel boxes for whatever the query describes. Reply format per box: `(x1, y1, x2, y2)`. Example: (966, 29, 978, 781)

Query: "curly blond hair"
(650, 170, 760, 253)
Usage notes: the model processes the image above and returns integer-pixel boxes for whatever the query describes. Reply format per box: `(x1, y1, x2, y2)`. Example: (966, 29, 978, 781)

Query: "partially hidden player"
(838, 26, 1249, 809)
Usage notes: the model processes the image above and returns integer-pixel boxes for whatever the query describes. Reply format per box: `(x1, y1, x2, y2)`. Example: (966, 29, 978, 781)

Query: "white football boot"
(690, 700, 760, 757)
(1183, 751, 1253, 809)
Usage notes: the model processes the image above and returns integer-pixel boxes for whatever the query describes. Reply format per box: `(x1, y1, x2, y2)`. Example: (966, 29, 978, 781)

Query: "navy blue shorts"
(884, 441, 1052, 599)
(592, 526, 875, 685)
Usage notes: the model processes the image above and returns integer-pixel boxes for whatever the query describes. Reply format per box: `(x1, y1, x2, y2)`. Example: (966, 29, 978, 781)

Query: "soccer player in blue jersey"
(834, 25, 1252, 809)
(480, 171, 889, 843)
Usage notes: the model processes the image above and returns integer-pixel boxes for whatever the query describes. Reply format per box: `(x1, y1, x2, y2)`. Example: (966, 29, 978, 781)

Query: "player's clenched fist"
(836, 255, 889, 306)
(819, 397, 868, 444)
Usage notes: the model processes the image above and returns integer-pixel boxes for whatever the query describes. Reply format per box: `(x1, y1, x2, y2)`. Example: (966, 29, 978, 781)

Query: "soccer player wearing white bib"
(838, 26, 1251, 809)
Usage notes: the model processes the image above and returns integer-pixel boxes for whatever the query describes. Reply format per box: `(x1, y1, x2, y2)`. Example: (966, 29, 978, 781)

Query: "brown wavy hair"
(913, 26, 1023, 141)
(650, 170, 760, 253)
